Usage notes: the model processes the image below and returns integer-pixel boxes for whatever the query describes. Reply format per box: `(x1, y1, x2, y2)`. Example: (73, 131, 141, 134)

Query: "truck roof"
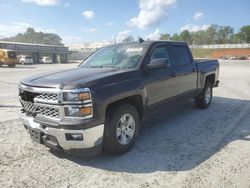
(141, 40, 187, 45)
(105, 40, 188, 48)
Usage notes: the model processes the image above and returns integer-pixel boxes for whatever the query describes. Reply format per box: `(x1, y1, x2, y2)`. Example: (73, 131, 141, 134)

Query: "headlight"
(65, 106, 92, 117)
(63, 88, 93, 119)
(63, 88, 91, 104)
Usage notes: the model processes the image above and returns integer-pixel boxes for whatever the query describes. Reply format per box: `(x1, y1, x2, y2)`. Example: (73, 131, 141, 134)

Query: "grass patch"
(191, 49, 214, 58)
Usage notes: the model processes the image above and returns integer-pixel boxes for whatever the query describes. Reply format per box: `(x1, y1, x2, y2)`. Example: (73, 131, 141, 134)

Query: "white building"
(68, 41, 114, 52)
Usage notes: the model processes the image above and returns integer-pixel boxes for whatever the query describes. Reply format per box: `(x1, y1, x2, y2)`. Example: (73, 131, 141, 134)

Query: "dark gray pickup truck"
(19, 41, 219, 155)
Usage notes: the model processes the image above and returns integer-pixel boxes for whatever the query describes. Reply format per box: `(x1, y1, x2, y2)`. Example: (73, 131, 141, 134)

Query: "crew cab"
(19, 41, 219, 155)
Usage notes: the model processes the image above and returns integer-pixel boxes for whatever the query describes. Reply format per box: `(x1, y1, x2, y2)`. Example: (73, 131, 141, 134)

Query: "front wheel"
(195, 82, 213, 109)
(103, 103, 140, 154)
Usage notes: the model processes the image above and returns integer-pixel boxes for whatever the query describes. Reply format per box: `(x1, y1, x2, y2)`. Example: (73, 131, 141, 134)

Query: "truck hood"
(21, 67, 129, 89)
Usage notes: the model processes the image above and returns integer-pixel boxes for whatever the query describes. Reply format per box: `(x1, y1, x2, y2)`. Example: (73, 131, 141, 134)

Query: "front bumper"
(20, 114, 104, 151)
(5, 60, 17, 64)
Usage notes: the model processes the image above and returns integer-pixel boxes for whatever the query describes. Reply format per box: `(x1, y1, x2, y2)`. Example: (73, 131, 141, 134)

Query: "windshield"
(80, 43, 147, 69)
(7, 51, 16, 59)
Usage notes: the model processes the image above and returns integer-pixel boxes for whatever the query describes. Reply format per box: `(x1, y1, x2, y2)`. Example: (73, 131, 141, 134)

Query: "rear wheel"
(103, 103, 140, 154)
(195, 82, 213, 109)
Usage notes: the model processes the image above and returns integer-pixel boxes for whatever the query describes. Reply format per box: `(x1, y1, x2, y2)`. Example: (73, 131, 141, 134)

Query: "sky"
(0, 0, 249, 45)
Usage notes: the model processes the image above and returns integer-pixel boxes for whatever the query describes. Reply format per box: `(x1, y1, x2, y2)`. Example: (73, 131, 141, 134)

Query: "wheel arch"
(205, 74, 215, 85)
(105, 94, 144, 122)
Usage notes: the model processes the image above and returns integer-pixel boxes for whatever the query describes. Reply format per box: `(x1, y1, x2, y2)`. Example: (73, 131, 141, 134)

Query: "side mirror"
(146, 58, 169, 70)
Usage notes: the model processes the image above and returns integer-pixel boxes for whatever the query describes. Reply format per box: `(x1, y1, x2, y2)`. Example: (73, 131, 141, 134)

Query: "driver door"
(144, 44, 177, 106)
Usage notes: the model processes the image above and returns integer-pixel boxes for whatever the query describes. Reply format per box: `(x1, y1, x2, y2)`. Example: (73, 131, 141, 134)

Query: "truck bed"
(194, 58, 219, 90)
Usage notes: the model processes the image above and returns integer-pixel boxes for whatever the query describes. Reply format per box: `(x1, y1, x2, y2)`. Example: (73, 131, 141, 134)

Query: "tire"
(195, 82, 213, 109)
(8, 64, 16, 68)
(103, 103, 140, 154)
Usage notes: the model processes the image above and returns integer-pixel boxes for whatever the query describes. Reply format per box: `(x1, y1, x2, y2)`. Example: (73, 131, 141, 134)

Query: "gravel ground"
(0, 61, 250, 188)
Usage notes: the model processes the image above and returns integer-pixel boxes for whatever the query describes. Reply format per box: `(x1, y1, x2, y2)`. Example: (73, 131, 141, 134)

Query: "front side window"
(171, 45, 191, 66)
(150, 46, 169, 60)
(80, 44, 147, 69)
(147, 46, 170, 66)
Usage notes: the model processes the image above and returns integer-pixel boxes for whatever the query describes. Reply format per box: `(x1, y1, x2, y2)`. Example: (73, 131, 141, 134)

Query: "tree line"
(1, 28, 64, 46)
(159, 24, 250, 45)
(2, 25, 250, 46)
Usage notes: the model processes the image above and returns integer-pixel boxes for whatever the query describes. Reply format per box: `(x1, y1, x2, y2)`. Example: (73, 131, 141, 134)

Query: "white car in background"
(39, 56, 53, 64)
(18, 55, 34, 65)
(229, 56, 237, 60)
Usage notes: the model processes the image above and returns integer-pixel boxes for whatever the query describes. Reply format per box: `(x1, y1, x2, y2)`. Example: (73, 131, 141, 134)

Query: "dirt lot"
(191, 48, 250, 58)
(0, 61, 250, 188)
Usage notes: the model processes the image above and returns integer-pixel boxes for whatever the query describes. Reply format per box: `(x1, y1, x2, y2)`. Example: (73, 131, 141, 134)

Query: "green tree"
(171, 33, 181, 41)
(179, 30, 192, 44)
(123, 36, 135, 43)
(160, 33, 171, 40)
(206, 24, 220, 44)
(238, 25, 250, 43)
(217, 26, 234, 44)
(191, 30, 207, 45)
(1, 28, 64, 46)
(230, 34, 241, 43)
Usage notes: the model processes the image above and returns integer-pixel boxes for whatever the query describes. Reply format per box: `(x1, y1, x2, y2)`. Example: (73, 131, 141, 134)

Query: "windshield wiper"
(90, 65, 117, 68)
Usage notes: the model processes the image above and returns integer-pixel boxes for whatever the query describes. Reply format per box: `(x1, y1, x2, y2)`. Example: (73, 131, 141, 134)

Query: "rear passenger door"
(169, 44, 197, 95)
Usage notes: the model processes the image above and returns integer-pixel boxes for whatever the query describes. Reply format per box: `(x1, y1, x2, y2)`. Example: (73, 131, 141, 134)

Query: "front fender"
(92, 78, 146, 122)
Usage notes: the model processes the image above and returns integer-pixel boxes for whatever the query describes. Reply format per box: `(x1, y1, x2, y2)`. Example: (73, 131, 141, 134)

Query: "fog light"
(65, 133, 83, 141)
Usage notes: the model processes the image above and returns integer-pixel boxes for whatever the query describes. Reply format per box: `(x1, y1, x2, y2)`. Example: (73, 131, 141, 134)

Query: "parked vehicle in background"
(0, 49, 17, 67)
(237, 56, 247, 60)
(18, 55, 34, 65)
(219, 56, 229, 60)
(229, 56, 237, 60)
(39, 56, 53, 64)
(19, 41, 220, 155)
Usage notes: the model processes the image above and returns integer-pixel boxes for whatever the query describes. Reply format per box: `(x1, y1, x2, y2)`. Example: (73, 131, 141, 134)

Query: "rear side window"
(171, 45, 191, 66)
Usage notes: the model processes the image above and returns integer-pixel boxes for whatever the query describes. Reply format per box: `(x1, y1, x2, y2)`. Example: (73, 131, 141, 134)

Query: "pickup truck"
(19, 41, 219, 155)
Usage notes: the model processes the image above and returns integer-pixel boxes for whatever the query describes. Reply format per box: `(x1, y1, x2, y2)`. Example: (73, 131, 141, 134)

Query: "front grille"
(20, 100, 39, 115)
(19, 90, 39, 103)
(20, 100, 60, 120)
(34, 93, 58, 104)
(19, 85, 62, 121)
(37, 106, 59, 119)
